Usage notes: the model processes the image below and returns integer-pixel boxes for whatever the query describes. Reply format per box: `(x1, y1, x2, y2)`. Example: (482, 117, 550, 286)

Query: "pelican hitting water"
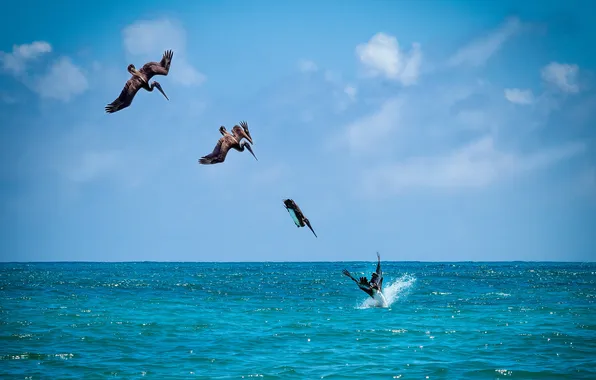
(283, 199, 317, 238)
(342, 252, 384, 299)
(198, 121, 258, 165)
(105, 50, 173, 114)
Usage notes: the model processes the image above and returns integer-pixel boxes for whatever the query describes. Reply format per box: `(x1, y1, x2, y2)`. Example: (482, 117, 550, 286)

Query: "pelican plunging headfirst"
(198, 121, 258, 165)
(105, 50, 173, 114)
(283, 199, 317, 238)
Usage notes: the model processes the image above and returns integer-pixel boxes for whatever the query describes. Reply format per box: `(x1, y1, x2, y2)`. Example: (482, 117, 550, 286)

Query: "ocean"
(1, 262, 595, 379)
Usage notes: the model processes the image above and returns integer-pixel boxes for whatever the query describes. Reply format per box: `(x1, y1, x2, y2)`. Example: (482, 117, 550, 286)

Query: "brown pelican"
(283, 199, 317, 237)
(199, 122, 257, 165)
(105, 50, 173, 114)
(342, 252, 384, 299)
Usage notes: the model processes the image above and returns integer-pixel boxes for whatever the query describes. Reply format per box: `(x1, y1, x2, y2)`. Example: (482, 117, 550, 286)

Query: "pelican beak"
(243, 131, 254, 145)
(244, 143, 258, 161)
(154, 82, 169, 101)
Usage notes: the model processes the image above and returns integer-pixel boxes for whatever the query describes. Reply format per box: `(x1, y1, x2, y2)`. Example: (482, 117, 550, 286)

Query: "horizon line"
(0, 260, 594, 264)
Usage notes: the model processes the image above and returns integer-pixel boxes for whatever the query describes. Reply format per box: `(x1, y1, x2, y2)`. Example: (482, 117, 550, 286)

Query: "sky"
(0, 0, 595, 262)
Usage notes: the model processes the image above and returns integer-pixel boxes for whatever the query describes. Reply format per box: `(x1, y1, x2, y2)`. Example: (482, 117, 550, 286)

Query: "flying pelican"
(199, 122, 258, 165)
(105, 50, 173, 114)
(283, 199, 317, 238)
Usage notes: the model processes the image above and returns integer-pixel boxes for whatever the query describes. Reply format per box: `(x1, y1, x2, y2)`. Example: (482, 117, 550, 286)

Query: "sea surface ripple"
(1, 262, 595, 378)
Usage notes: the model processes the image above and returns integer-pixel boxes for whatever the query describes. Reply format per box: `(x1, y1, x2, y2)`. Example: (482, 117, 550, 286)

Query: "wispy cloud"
(0, 41, 52, 75)
(0, 93, 17, 104)
(363, 136, 586, 195)
(355, 33, 422, 85)
(34, 57, 89, 102)
(331, 66, 589, 199)
(334, 97, 403, 154)
(298, 59, 318, 73)
(56, 146, 170, 194)
(455, 109, 487, 129)
(0, 41, 89, 102)
(64, 150, 126, 183)
(504, 88, 535, 105)
(275, 62, 359, 115)
(448, 17, 523, 67)
(569, 95, 596, 126)
(541, 62, 580, 93)
(122, 19, 206, 87)
(344, 85, 357, 101)
(33, 121, 173, 194)
(323, 69, 342, 84)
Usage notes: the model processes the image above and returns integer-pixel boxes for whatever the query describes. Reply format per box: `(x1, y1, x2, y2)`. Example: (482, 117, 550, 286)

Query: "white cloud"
(363, 136, 585, 194)
(504, 88, 534, 105)
(0, 41, 89, 102)
(344, 85, 357, 101)
(338, 97, 403, 153)
(122, 19, 206, 87)
(333, 80, 494, 158)
(34, 57, 89, 102)
(541, 62, 580, 93)
(356, 33, 422, 85)
(331, 76, 588, 197)
(298, 59, 318, 73)
(0, 41, 52, 75)
(448, 17, 522, 67)
(331, 85, 358, 114)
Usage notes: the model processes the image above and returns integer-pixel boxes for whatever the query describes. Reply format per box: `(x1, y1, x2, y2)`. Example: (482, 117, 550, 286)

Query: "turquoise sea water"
(1, 262, 595, 379)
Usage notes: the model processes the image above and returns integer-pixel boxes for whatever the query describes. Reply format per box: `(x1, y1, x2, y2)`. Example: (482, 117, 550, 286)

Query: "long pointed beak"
(244, 133, 254, 145)
(308, 224, 318, 238)
(156, 85, 169, 101)
(245, 143, 258, 161)
(305, 219, 317, 238)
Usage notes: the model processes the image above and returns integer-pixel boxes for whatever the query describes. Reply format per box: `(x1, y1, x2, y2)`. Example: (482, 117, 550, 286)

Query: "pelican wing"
(375, 252, 383, 289)
(343, 270, 374, 298)
(199, 135, 234, 165)
(139, 50, 174, 80)
(284, 200, 305, 226)
(105, 76, 143, 114)
(286, 208, 301, 227)
(292, 204, 307, 227)
(199, 139, 224, 164)
(357, 277, 374, 298)
(342, 269, 359, 284)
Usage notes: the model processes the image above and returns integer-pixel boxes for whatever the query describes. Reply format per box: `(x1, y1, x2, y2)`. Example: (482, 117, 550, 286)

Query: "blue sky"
(1, 0, 595, 262)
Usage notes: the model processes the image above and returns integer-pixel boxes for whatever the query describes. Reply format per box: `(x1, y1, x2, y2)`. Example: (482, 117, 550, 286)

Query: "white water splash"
(358, 274, 416, 309)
